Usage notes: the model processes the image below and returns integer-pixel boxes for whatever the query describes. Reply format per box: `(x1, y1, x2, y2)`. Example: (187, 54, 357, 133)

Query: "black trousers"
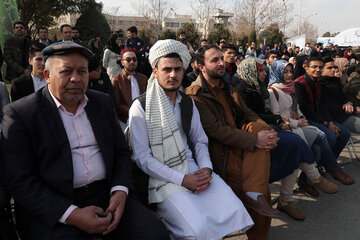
(46, 181, 169, 240)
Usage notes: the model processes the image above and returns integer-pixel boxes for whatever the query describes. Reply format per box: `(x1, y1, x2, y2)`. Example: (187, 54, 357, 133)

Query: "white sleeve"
(188, 99, 213, 170)
(129, 100, 185, 186)
(268, 90, 280, 115)
(103, 49, 110, 68)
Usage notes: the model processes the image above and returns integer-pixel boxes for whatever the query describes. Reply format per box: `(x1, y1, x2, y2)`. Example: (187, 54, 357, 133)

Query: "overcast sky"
(97, 0, 360, 37)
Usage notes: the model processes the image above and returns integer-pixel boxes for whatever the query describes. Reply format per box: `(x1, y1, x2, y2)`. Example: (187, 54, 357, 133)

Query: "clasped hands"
(182, 167, 212, 194)
(66, 190, 127, 235)
(256, 129, 279, 151)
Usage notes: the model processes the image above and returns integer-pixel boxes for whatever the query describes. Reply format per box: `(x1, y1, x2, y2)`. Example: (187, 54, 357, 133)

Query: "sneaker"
(277, 200, 305, 220)
(307, 176, 338, 194)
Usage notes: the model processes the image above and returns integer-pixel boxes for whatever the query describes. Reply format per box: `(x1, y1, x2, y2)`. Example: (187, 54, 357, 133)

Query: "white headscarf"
(149, 39, 191, 69)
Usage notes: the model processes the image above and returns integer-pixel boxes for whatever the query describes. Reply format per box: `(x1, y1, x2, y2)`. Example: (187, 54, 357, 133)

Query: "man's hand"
(298, 118, 308, 128)
(256, 130, 279, 151)
(343, 103, 354, 114)
(182, 168, 212, 194)
(328, 121, 340, 136)
(102, 190, 127, 235)
(66, 206, 112, 234)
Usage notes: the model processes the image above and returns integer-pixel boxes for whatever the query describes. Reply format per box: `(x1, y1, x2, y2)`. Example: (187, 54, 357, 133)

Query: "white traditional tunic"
(129, 93, 253, 240)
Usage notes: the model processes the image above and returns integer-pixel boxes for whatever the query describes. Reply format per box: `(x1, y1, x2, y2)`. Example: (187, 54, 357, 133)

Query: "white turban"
(149, 39, 191, 69)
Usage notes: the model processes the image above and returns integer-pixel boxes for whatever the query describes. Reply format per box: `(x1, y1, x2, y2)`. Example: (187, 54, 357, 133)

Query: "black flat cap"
(42, 41, 93, 61)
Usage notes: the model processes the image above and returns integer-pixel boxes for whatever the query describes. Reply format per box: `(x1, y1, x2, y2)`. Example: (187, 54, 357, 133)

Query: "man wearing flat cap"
(128, 39, 253, 239)
(1, 41, 169, 240)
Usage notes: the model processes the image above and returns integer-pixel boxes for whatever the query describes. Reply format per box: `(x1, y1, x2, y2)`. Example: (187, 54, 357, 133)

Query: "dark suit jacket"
(10, 74, 35, 102)
(1, 86, 133, 239)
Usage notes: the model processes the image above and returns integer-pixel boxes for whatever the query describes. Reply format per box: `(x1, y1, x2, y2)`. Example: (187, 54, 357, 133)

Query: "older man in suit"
(1, 42, 169, 240)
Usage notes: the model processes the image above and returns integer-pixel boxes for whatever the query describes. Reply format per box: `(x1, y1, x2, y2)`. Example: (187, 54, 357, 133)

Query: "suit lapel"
(41, 87, 74, 171)
(85, 93, 105, 158)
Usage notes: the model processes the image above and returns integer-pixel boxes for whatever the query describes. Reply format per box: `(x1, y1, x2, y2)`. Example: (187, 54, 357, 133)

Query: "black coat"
(320, 76, 352, 124)
(4, 36, 31, 81)
(10, 74, 35, 102)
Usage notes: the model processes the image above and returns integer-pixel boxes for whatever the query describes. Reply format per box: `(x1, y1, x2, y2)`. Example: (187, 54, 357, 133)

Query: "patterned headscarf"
(237, 58, 264, 93)
(269, 60, 294, 86)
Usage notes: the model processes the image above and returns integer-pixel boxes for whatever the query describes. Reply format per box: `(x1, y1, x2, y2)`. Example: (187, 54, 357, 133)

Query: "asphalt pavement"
(225, 133, 360, 240)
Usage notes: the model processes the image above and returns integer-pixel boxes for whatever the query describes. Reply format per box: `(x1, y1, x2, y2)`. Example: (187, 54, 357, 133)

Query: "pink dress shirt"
(48, 90, 128, 223)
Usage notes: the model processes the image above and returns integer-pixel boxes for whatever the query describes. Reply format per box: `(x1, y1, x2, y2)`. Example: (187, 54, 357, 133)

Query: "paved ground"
(224, 134, 360, 240)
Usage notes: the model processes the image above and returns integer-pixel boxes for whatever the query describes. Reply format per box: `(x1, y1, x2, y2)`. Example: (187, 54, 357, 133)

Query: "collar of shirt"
(31, 73, 45, 82)
(48, 88, 88, 116)
(206, 78, 224, 91)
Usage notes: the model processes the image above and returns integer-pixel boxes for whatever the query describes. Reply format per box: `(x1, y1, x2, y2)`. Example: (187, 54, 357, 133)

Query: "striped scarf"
(145, 75, 189, 203)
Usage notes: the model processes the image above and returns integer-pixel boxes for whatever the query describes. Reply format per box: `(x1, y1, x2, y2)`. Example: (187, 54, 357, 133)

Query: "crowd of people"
(1, 20, 360, 240)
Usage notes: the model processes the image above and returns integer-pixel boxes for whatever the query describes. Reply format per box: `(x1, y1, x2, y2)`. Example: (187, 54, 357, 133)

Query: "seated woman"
(268, 60, 354, 197)
(235, 58, 338, 220)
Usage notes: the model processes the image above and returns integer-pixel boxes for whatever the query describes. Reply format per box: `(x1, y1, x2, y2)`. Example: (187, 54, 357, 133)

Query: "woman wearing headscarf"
(88, 38, 102, 60)
(293, 55, 309, 80)
(334, 57, 350, 87)
(236, 58, 338, 220)
(268, 59, 350, 196)
(103, 33, 123, 79)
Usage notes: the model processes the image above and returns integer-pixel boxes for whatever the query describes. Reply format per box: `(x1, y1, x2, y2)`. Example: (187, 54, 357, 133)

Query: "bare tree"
(102, 6, 121, 16)
(231, 0, 293, 39)
(289, 20, 318, 44)
(132, 0, 173, 39)
(190, 0, 218, 38)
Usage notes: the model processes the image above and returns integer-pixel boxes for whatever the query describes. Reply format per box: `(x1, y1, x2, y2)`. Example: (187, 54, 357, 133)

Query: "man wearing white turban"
(128, 39, 254, 239)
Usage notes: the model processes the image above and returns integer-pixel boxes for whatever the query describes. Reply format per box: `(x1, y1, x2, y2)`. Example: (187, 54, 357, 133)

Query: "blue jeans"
(309, 120, 350, 162)
(311, 130, 340, 171)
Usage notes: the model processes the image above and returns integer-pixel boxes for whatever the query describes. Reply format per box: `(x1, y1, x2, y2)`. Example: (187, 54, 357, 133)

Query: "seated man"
(129, 39, 254, 239)
(11, 42, 46, 102)
(1, 42, 169, 240)
(112, 49, 147, 124)
(186, 45, 280, 240)
(295, 56, 354, 185)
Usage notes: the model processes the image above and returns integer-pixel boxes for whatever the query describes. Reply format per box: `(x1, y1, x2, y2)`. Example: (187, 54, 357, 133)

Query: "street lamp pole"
(297, 0, 302, 36)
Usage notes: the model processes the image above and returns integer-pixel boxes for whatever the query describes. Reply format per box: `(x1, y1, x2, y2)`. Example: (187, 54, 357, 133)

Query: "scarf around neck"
(145, 74, 189, 203)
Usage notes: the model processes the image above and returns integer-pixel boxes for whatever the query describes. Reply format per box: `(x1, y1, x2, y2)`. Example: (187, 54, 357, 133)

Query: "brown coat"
(186, 75, 267, 179)
(186, 75, 272, 240)
(112, 71, 148, 122)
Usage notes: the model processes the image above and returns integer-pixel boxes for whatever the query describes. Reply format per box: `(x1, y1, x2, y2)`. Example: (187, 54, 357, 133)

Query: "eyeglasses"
(309, 65, 324, 70)
(124, 57, 137, 63)
(15, 26, 24, 29)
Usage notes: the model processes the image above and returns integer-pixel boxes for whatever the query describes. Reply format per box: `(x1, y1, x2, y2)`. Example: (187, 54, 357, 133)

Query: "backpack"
(124, 91, 194, 208)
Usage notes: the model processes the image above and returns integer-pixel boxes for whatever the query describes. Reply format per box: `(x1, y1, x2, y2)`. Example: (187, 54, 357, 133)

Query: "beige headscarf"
(334, 58, 349, 86)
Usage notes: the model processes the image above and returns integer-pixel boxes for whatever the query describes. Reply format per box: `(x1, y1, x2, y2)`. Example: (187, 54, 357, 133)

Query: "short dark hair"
(196, 44, 220, 65)
(322, 56, 334, 65)
(29, 42, 46, 59)
(13, 21, 25, 29)
(201, 39, 207, 42)
(37, 26, 48, 34)
(71, 26, 79, 32)
(221, 43, 236, 52)
(306, 56, 323, 67)
(179, 31, 186, 36)
(60, 24, 72, 32)
(155, 53, 182, 68)
(265, 50, 278, 59)
(127, 26, 137, 35)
